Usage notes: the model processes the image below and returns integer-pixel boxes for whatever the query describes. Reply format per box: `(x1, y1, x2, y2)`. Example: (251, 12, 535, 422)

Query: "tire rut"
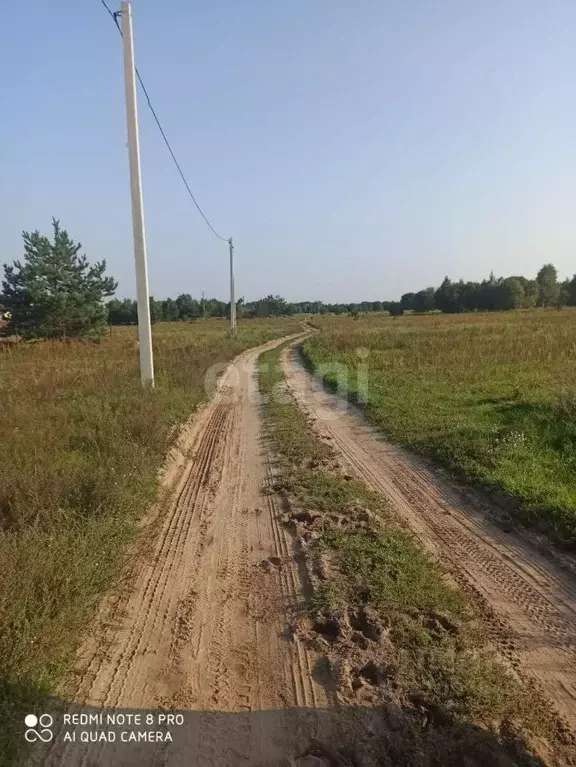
(36, 333, 325, 767)
(282, 342, 576, 729)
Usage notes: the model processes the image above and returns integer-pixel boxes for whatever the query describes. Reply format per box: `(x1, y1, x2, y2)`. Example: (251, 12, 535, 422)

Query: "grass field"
(0, 317, 301, 763)
(303, 309, 576, 545)
(258, 343, 564, 765)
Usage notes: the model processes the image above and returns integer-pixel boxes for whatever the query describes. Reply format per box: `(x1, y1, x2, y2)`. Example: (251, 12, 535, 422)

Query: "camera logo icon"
(24, 714, 54, 743)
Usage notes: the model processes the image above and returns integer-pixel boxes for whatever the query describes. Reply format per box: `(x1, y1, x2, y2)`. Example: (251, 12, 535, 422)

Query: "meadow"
(0, 317, 301, 763)
(303, 309, 576, 545)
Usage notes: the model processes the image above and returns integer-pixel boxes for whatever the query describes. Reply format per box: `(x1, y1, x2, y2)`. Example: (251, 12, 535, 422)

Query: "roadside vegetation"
(259, 343, 572, 766)
(303, 310, 576, 547)
(0, 317, 301, 764)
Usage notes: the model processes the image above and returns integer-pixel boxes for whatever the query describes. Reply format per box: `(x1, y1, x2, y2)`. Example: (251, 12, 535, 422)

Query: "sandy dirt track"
(282, 342, 576, 731)
(37, 334, 335, 767)
(33, 331, 576, 766)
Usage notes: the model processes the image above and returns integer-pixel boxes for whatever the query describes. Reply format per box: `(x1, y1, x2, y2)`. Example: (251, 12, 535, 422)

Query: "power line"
(99, 0, 229, 243)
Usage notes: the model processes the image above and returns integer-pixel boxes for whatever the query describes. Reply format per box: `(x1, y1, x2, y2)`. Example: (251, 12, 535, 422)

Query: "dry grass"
(303, 309, 576, 545)
(0, 317, 301, 764)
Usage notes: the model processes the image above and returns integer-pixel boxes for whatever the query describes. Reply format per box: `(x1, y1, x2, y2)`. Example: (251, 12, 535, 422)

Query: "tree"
(148, 296, 163, 323)
(246, 295, 292, 317)
(162, 297, 180, 321)
(204, 297, 226, 317)
(536, 263, 560, 307)
(1, 219, 116, 339)
(514, 277, 539, 308)
(388, 302, 404, 317)
(558, 279, 570, 310)
(413, 287, 436, 313)
(400, 292, 416, 312)
(495, 277, 525, 310)
(175, 293, 201, 320)
(107, 298, 137, 325)
(434, 277, 462, 313)
(477, 272, 501, 312)
(566, 275, 576, 307)
(459, 281, 481, 312)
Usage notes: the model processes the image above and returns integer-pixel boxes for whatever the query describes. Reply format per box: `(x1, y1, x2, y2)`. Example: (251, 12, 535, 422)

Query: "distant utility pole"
(120, 1, 154, 387)
(229, 237, 236, 336)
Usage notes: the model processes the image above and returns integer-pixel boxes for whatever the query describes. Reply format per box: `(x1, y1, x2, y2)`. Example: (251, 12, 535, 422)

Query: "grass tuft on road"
(259, 342, 570, 766)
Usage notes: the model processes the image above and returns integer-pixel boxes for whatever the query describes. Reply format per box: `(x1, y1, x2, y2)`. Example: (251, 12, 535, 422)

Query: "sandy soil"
(282, 342, 576, 731)
(37, 335, 335, 767)
(32, 332, 576, 766)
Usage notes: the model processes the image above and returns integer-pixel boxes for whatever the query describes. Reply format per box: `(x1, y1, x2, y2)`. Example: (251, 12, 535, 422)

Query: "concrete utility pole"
(121, 1, 154, 387)
(229, 237, 236, 336)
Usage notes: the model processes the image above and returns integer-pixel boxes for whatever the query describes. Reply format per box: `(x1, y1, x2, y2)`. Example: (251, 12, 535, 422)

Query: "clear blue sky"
(1, 0, 575, 302)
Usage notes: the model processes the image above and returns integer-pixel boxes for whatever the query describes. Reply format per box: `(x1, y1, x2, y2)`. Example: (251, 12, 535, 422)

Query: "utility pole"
(120, 1, 154, 387)
(229, 237, 236, 336)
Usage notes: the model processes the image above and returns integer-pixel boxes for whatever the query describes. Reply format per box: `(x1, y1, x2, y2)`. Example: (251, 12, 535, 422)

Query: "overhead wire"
(98, 0, 229, 243)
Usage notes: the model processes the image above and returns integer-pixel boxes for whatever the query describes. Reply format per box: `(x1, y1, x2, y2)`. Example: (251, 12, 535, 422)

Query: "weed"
(259, 347, 332, 468)
(316, 530, 464, 617)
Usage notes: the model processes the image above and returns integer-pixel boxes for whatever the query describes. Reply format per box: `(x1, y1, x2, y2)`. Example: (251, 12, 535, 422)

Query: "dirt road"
(38, 335, 332, 767)
(282, 343, 576, 730)
(35, 332, 576, 766)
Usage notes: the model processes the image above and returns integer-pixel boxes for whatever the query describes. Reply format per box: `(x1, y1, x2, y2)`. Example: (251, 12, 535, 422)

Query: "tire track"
(264, 462, 320, 710)
(283, 342, 576, 729)
(42, 399, 233, 767)
(99, 404, 232, 705)
(38, 332, 323, 767)
(75, 402, 233, 767)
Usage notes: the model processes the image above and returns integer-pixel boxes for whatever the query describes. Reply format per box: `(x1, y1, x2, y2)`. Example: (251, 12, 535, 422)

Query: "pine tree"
(567, 275, 576, 307)
(1, 219, 117, 339)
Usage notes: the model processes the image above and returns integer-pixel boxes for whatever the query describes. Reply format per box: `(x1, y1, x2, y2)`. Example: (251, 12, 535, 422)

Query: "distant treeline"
(395, 264, 575, 315)
(107, 294, 300, 324)
(107, 264, 576, 324)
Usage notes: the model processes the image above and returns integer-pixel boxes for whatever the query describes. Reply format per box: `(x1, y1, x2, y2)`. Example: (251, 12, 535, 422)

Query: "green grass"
(258, 342, 567, 765)
(302, 309, 576, 545)
(315, 530, 464, 617)
(260, 345, 332, 468)
(311, 530, 541, 729)
(0, 317, 301, 765)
